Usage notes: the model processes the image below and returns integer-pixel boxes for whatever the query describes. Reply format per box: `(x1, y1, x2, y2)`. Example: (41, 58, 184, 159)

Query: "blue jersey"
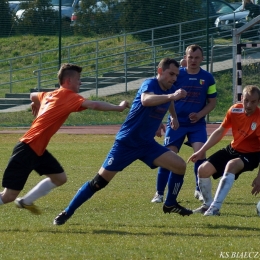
(116, 78, 174, 147)
(170, 67, 217, 126)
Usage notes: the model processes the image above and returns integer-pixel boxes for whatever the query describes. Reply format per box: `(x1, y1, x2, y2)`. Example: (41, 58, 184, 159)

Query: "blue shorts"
(164, 124, 207, 150)
(102, 140, 170, 171)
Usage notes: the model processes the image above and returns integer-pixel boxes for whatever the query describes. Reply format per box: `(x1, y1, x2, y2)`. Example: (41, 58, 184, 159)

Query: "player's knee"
(58, 174, 67, 186)
(174, 158, 186, 175)
(50, 172, 67, 186)
(89, 174, 109, 192)
(198, 162, 211, 177)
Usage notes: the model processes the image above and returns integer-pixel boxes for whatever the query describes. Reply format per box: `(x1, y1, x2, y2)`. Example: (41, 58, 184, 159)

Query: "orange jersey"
(221, 103, 260, 153)
(20, 88, 86, 156)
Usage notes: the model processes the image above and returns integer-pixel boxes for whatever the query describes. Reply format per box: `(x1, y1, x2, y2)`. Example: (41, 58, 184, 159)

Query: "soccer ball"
(257, 201, 260, 216)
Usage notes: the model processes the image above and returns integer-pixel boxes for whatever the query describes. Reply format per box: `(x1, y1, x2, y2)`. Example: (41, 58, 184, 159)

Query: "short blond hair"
(243, 85, 260, 100)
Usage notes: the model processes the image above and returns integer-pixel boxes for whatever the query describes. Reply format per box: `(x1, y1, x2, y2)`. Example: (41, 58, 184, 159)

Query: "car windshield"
(51, 0, 74, 7)
(9, 3, 19, 11)
(234, 5, 244, 12)
(213, 2, 234, 14)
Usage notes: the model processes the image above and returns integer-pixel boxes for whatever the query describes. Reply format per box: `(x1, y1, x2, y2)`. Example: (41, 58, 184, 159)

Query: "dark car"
(9, 1, 22, 14)
(230, 2, 242, 10)
(214, 4, 249, 31)
(199, 0, 236, 17)
(214, 4, 260, 38)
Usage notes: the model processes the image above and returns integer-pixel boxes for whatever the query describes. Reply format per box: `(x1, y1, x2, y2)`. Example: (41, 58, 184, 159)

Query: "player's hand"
(31, 102, 39, 117)
(119, 100, 130, 111)
(155, 123, 165, 137)
(189, 112, 200, 123)
(187, 151, 203, 163)
(251, 175, 260, 195)
(172, 88, 187, 101)
(170, 117, 179, 130)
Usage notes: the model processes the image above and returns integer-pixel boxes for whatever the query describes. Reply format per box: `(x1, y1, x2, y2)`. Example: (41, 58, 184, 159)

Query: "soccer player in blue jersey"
(53, 57, 193, 225)
(151, 44, 217, 203)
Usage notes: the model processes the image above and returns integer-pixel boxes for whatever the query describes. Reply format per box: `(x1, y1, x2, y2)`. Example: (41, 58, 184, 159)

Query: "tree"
(15, 0, 59, 35)
(73, 0, 123, 36)
(121, 0, 207, 41)
(0, 0, 13, 37)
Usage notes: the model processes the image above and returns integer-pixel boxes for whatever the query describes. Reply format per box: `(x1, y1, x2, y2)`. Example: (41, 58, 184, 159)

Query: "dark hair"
(158, 58, 179, 71)
(186, 44, 203, 56)
(243, 85, 260, 100)
(57, 63, 82, 85)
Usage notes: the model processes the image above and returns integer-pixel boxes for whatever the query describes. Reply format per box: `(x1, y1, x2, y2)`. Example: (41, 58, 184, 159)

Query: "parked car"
(8, 1, 22, 14)
(214, 4, 260, 38)
(229, 2, 242, 10)
(199, 0, 236, 17)
(215, 4, 249, 32)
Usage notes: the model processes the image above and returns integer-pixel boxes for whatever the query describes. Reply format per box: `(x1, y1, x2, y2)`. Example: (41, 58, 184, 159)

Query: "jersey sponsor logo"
(200, 79, 205, 85)
(251, 122, 257, 131)
(189, 78, 197, 80)
(231, 108, 244, 113)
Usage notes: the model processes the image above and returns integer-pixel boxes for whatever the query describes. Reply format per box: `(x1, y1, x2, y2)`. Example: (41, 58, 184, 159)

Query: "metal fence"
(0, 16, 227, 96)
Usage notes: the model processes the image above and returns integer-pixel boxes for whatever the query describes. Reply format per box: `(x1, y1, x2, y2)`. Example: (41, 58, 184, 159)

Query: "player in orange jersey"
(0, 63, 129, 214)
(188, 85, 260, 216)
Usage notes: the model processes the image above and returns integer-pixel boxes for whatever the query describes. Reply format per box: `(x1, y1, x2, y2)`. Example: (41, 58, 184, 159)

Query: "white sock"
(211, 172, 235, 210)
(22, 178, 57, 205)
(199, 177, 213, 207)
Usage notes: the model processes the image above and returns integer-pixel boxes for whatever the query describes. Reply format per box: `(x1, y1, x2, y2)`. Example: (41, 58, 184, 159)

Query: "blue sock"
(194, 159, 206, 191)
(156, 167, 170, 196)
(65, 181, 95, 216)
(164, 172, 184, 206)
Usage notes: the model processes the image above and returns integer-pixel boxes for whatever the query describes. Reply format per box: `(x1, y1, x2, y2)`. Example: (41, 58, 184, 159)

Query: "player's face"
(242, 92, 260, 116)
(69, 72, 81, 93)
(159, 63, 179, 91)
(186, 49, 203, 70)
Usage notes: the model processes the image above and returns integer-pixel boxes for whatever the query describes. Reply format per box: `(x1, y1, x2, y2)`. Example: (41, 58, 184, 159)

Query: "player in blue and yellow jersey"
(151, 44, 217, 204)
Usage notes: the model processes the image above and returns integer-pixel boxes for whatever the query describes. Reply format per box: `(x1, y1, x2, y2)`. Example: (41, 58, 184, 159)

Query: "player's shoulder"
(140, 78, 158, 92)
(198, 68, 214, 77)
(142, 78, 157, 85)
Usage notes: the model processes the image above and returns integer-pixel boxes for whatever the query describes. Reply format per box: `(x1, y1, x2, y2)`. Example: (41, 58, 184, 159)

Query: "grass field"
(0, 134, 259, 260)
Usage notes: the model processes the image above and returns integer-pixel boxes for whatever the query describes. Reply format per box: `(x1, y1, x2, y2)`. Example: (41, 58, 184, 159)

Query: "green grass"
(0, 134, 259, 259)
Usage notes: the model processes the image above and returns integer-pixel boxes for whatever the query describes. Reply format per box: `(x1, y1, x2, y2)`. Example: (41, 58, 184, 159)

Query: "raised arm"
(141, 88, 187, 107)
(81, 100, 129, 112)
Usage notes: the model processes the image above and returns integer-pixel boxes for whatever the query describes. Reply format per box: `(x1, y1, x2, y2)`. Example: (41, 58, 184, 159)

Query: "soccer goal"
(236, 44, 260, 101)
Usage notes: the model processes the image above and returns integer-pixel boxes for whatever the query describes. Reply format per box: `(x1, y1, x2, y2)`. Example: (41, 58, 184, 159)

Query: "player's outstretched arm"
(187, 125, 228, 163)
(81, 100, 129, 112)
